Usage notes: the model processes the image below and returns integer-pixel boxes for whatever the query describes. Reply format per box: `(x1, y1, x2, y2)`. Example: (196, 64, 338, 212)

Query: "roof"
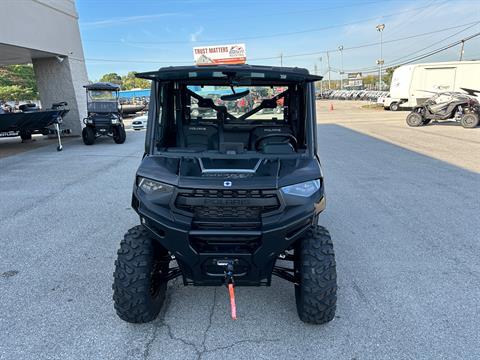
(397, 60, 480, 69)
(135, 64, 322, 84)
(84, 82, 121, 91)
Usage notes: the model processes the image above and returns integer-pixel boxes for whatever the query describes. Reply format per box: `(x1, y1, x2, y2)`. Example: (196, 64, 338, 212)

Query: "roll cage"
(137, 65, 320, 158)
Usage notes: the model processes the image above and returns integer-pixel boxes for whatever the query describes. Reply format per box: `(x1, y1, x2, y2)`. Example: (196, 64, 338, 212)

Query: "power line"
(250, 21, 480, 61)
(83, 3, 435, 45)
(343, 32, 480, 74)
(85, 21, 480, 65)
(391, 32, 480, 66)
(384, 22, 480, 64)
(346, 21, 480, 72)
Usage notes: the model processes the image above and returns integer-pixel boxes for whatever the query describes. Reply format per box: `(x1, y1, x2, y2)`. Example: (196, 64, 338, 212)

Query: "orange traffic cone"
(329, 103, 334, 111)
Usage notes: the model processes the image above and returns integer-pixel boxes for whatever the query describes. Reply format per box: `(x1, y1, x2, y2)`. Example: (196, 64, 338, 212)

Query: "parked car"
(319, 89, 389, 102)
(131, 112, 148, 130)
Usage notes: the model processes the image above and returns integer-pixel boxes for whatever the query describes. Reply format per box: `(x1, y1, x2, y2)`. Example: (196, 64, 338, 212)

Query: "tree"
(384, 67, 397, 87)
(0, 85, 36, 101)
(362, 75, 378, 86)
(97, 71, 150, 90)
(99, 72, 122, 85)
(121, 71, 150, 90)
(0, 64, 38, 101)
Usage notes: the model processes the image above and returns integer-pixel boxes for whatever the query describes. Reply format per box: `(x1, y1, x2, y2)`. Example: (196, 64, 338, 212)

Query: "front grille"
(190, 235, 261, 254)
(175, 188, 280, 220)
(195, 206, 260, 219)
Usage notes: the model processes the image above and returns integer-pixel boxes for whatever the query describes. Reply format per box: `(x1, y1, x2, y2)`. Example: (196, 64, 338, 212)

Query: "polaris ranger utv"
(113, 65, 337, 324)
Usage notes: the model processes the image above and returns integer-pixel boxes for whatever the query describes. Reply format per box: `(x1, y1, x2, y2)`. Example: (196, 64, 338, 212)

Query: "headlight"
(137, 177, 174, 194)
(111, 118, 119, 124)
(86, 118, 93, 124)
(281, 179, 320, 197)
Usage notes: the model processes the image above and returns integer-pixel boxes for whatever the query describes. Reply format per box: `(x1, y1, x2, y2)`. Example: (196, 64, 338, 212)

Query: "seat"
(249, 126, 293, 150)
(183, 125, 218, 150)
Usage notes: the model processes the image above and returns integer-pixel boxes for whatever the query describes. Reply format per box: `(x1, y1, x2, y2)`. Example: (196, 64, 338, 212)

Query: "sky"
(76, 0, 480, 81)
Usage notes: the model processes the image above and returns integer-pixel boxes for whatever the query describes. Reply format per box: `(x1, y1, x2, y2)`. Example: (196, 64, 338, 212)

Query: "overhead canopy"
(0, 43, 59, 65)
(136, 64, 322, 85)
(84, 82, 121, 91)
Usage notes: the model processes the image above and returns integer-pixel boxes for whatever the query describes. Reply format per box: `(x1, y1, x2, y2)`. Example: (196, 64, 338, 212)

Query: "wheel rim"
(463, 115, 475, 126)
(408, 114, 422, 126)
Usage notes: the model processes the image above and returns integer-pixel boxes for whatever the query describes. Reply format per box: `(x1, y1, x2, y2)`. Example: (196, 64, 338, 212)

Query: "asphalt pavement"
(1, 122, 479, 359)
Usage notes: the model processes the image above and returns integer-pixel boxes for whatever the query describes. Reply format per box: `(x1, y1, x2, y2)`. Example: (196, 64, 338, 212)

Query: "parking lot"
(1, 101, 479, 359)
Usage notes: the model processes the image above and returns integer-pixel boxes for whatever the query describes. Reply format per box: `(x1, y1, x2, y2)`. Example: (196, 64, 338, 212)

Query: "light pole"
(376, 23, 385, 90)
(338, 45, 344, 89)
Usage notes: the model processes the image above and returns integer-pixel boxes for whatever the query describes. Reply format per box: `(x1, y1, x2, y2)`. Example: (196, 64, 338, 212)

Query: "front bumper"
(132, 186, 325, 286)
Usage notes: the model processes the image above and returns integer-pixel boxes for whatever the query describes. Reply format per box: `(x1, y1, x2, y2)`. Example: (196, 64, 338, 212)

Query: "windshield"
(150, 80, 310, 156)
(88, 90, 118, 102)
(187, 86, 287, 122)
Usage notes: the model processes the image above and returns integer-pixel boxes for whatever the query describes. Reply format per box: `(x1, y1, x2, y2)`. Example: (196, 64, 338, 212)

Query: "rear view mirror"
(221, 90, 250, 101)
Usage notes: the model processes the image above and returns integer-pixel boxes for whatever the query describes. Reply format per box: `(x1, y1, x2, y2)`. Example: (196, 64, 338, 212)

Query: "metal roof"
(84, 82, 121, 91)
(135, 64, 322, 83)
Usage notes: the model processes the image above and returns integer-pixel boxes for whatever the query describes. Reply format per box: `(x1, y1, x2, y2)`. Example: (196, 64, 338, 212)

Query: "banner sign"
(347, 72, 363, 87)
(347, 72, 362, 80)
(193, 44, 247, 66)
(348, 80, 363, 87)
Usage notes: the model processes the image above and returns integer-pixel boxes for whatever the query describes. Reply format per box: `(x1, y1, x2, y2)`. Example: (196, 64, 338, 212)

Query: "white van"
(384, 61, 480, 110)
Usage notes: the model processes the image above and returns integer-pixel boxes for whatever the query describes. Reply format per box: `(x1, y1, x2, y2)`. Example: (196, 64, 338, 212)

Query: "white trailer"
(384, 60, 480, 110)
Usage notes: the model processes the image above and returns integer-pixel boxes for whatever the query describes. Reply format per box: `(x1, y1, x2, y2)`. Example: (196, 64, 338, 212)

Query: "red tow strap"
(228, 283, 237, 320)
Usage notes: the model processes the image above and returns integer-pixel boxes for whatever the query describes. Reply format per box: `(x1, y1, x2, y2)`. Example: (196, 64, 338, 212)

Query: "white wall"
(0, 0, 85, 61)
(0, 0, 88, 135)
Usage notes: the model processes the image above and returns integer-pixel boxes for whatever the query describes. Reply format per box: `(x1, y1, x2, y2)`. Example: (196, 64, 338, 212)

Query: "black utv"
(112, 65, 337, 324)
(82, 82, 126, 145)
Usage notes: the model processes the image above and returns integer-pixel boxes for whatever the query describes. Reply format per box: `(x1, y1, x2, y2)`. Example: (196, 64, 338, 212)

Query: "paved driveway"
(1, 124, 479, 359)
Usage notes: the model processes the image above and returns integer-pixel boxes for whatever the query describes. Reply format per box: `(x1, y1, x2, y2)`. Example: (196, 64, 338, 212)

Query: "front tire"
(389, 102, 399, 111)
(113, 225, 169, 323)
(460, 113, 479, 128)
(113, 125, 126, 144)
(406, 112, 424, 127)
(294, 225, 337, 324)
(82, 127, 95, 145)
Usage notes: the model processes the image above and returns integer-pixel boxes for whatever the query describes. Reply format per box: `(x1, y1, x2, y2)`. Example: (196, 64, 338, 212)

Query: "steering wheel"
(254, 133, 298, 151)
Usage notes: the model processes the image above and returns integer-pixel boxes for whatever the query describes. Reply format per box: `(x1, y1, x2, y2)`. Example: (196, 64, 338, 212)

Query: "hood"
(137, 156, 321, 190)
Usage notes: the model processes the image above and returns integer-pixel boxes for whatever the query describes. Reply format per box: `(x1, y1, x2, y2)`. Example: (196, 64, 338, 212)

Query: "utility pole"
(459, 40, 465, 61)
(280, 52, 283, 67)
(376, 23, 385, 90)
(338, 45, 344, 90)
(326, 51, 331, 89)
(319, 56, 323, 95)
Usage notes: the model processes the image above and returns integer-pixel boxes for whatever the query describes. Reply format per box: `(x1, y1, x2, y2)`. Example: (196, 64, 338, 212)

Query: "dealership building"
(0, 0, 88, 135)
